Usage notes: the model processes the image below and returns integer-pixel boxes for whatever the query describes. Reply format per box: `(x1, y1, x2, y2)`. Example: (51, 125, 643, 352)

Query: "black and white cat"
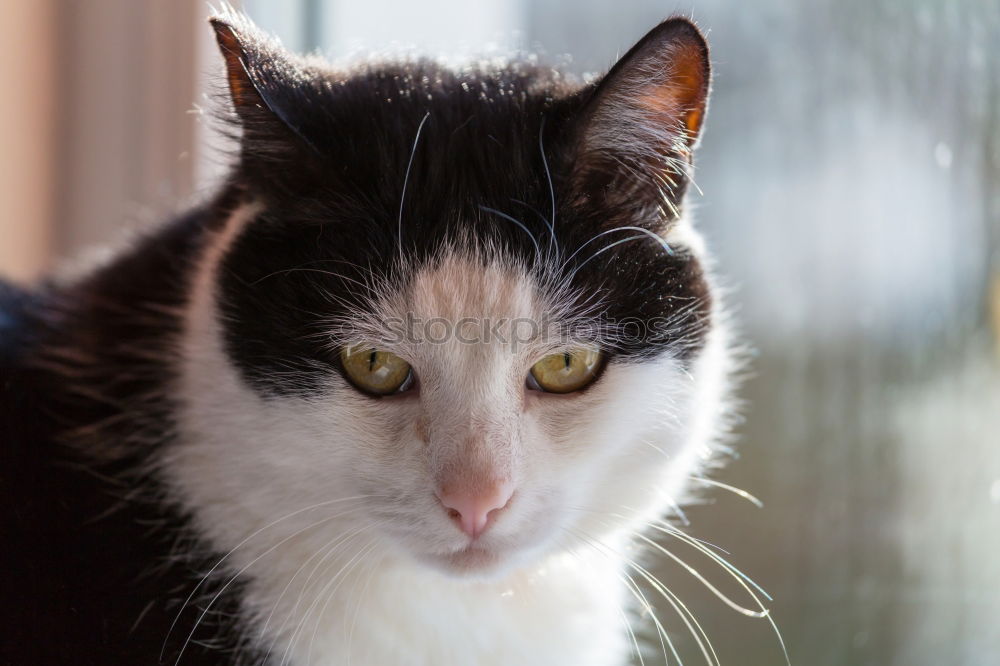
(1, 10, 735, 665)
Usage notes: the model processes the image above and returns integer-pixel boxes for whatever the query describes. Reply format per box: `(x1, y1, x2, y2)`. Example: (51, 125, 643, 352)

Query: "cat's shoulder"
(0, 278, 37, 365)
(0, 278, 49, 439)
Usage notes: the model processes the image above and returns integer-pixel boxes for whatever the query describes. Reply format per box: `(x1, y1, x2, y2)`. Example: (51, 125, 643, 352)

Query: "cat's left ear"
(570, 18, 710, 210)
(210, 11, 322, 158)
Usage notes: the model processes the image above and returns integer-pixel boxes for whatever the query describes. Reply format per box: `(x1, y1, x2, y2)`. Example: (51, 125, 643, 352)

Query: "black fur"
(213, 15, 712, 397)
(1, 13, 711, 664)
(0, 196, 263, 664)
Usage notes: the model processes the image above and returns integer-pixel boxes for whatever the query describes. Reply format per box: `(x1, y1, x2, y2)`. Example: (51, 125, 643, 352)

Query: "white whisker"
(162, 495, 374, 662)
(305, 538, 381, 664)
(264, 521, 379, 665)
(173, 507, 365, 665)
(478, 205, 543, 258)
(346, 548, 387, 666)
(688, 476, 764, 509)
(397, 111, 431, 263)
(634, 533, 767, 619)
(538, 115, 559, 254)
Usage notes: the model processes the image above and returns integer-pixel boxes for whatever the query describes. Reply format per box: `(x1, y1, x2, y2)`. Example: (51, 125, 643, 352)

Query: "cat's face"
(169, 15, 723, 579)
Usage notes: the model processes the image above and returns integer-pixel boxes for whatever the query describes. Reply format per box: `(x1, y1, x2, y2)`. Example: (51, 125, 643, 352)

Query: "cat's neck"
(243, 537, 630, 666)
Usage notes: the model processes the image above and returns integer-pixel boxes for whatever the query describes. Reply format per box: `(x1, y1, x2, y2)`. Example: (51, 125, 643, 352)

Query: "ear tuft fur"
(571, 18, 711, 217)
(209, 10, 323, 159)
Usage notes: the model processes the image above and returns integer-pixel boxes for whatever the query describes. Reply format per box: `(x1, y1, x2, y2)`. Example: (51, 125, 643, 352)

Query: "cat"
(0, 9, 733, 665)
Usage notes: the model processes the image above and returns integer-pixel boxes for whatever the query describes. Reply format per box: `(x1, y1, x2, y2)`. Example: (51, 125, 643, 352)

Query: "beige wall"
(54, 0, 202, 261)
(0, 0, 206, 283)
(0, 1, 56, 282)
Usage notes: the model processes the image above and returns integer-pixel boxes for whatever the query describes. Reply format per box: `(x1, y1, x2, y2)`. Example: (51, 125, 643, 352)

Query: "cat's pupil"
(368, 350, 377, 372)
(564, 352, 572, 369)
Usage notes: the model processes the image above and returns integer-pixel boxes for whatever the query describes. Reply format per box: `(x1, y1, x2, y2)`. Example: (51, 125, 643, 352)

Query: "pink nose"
(436, 481, 514, 539)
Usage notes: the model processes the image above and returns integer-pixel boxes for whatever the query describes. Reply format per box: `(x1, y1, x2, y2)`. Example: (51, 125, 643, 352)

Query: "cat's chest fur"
(244, 548, 627, 665)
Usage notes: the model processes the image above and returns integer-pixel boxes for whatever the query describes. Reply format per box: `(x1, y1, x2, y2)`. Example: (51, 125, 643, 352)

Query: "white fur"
(163, 202, 731, 665)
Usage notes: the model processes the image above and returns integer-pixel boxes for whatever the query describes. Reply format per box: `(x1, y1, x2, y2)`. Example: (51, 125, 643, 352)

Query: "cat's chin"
(445, 544, 503, 570)
(418, 544, 520, 579)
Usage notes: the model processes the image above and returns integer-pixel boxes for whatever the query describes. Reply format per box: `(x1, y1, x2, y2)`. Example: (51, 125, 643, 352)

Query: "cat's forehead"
(300, 63, 571, 203)
(406, 253, 539, 320)
(339, 251, 580, 364)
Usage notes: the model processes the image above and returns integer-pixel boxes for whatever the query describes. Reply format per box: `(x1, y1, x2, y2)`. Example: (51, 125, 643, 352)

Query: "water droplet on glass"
(934, 142, 953, 169)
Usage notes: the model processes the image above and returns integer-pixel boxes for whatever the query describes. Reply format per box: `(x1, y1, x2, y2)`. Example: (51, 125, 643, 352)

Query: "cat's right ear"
(210, 12, 320, 158)
(567, 18, 710, 217)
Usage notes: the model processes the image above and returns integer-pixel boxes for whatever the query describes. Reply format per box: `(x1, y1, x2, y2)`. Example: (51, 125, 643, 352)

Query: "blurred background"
(2, 0, 998, 664)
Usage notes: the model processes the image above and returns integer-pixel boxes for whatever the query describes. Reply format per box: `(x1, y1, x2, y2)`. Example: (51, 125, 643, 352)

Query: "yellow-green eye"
(339, 345, 413, 395)
(529, 348, 603, 394)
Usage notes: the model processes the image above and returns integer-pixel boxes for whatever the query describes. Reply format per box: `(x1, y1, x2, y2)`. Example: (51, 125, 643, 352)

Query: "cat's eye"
(528, 348, 603, 394)
(339, 345, 414, 396)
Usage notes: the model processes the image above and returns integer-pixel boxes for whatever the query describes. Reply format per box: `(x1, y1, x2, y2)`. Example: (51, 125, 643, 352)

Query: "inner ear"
(571, 18, 711, 213)
(211, 18, 268, 116)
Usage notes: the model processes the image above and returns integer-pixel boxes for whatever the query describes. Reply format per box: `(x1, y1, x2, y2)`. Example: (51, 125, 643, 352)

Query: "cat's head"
(171, 12, 725, 578)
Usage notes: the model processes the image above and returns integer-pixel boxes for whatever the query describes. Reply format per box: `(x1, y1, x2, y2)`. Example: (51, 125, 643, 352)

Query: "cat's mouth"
(442, 543, 503, 573)
(430, 543, 507, 575)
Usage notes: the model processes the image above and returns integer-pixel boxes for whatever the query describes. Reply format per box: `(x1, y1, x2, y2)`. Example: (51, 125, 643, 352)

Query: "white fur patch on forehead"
(408, 253, 539, 322)
(331, 249, 591, 359)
